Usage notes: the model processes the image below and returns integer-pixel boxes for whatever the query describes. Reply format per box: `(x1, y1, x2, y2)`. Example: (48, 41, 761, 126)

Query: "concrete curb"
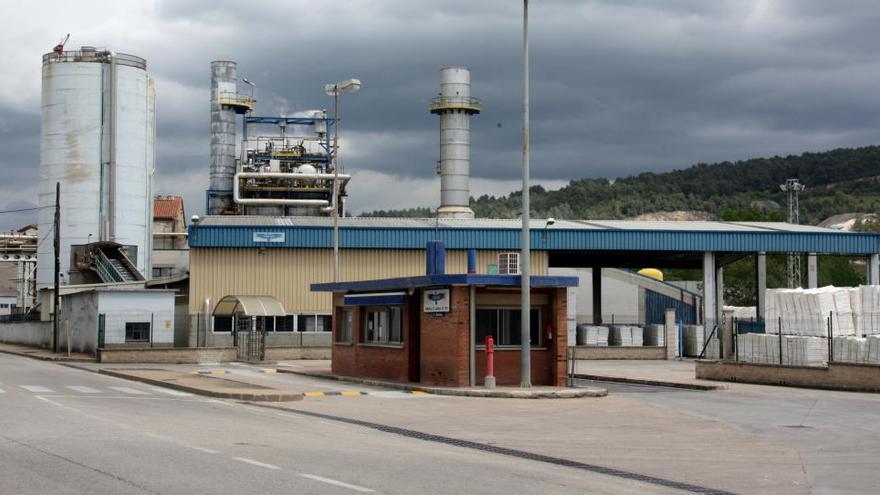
(98, 369, 303, 402)
(0, 347, 96, 363)
(279, 369, 607, 399)
(571, 373, 727, 391)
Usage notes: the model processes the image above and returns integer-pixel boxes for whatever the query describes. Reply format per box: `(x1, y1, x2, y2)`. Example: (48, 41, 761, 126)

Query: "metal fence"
(731, 312, 880, 367)
(0, 312, 40, 323)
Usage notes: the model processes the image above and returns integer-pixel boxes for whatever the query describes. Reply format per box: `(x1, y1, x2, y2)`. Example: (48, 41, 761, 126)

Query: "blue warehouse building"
(186, 216, 880, 349)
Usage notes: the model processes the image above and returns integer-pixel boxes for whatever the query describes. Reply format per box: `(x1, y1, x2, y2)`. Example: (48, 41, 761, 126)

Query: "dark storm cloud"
(2, 0, 880, 228)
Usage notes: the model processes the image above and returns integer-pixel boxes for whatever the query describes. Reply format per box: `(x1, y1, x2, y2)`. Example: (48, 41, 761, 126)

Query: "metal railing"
(0, 312, 40, 323)
(429, 96, 482, 113)
(219, 92, 255, 109)
(92, 250, 124, 283)
(42, 50, 146, 69)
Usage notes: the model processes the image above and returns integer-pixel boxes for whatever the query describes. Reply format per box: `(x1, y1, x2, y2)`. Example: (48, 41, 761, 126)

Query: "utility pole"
(780, 178, 805, 288)
(332, 90, 340, 283)
(520, 0, 532, 388)
(53, 182, 60, 353)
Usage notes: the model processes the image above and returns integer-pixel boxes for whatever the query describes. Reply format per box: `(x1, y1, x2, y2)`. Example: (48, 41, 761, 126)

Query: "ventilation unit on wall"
(498, 252, 520, 275)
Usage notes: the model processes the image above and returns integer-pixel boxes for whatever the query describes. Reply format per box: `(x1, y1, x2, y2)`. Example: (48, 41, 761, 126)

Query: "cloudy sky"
(2, 0, 879, 230)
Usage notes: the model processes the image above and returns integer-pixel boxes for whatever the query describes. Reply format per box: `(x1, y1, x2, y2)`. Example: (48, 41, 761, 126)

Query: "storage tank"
(37, 47, 155, 289)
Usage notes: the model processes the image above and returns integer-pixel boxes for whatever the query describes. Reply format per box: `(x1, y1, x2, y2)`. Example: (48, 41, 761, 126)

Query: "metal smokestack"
(430, 67, 481, 219)
(208, 60, 238, 215)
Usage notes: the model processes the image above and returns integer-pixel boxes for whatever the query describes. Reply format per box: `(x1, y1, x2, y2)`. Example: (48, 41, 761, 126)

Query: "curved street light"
(325, 79, 362, 283)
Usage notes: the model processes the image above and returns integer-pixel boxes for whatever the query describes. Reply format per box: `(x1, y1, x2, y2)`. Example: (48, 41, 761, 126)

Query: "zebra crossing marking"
(108, 386, 150, 395)
(66, 386, 102, 394)
(20, 385, 53, 393)
(149, 387, 192, 397)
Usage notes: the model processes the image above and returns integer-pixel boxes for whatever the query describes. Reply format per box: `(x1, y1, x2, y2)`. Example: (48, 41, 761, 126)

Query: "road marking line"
(108, 386, 149, 395)
(260, 369, 276, 374)
(232, 457, 280, 470)
(340, 391, 362, 396)
(208, 370, 227, 375)
(0, 387, 5, 393)
(20, 385, 53, 393)
(298, 473, 375, 492)
(66, 386, 102, 394)
(304, 391, 325, 397)
(191, 446, 219, 454)
(410, 390, 429, 395)
(33, 395, 66, 407)
(149, 387, 192, 396)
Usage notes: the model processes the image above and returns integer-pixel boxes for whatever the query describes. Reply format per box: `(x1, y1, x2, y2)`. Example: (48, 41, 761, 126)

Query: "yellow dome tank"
(638, 268, 663, 281)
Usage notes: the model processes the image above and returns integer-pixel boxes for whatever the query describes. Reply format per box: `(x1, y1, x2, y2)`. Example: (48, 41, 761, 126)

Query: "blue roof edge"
(188, 223, 880, 254)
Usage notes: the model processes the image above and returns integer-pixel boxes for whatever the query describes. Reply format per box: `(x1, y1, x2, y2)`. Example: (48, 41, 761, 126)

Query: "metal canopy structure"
(213, 295, 286, 317)
(312, 273, 579, 293)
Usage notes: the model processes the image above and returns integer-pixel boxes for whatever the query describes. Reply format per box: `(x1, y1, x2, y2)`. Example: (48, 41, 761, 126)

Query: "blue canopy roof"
(311, 274, 579, 293)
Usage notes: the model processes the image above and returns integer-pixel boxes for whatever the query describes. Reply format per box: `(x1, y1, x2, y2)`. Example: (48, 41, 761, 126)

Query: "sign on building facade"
(423, 288, 451, 313)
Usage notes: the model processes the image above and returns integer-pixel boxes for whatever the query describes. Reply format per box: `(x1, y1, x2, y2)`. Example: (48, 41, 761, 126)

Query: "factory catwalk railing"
(429, 96, 482, 113)
(42, 50, 146, 69)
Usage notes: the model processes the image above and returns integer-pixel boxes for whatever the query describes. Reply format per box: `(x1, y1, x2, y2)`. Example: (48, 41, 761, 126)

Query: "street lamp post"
(520, 0, 531, 388)
(242, 78, 256, 103)
(325, 79, 361, 283)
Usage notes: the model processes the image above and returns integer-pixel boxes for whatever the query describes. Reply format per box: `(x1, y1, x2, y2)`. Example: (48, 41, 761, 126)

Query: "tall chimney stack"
(430, 67, 481, 219)
(208, 60, 239, 215)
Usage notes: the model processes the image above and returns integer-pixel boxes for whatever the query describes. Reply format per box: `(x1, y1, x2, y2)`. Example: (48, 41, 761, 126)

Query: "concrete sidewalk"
(280, 368, 608, 399)
(572, 359, 727, 390)
(0, 342, 95, 362)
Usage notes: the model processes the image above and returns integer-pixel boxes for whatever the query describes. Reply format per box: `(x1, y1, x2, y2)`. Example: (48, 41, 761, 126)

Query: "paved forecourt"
(1, 353, 690, 494)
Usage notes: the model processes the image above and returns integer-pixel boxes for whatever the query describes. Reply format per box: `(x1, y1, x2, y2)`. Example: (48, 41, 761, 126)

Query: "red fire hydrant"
(484, 335, 496, 389)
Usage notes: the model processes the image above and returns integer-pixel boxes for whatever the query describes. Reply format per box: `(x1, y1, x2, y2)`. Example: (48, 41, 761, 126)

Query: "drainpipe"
(469, 285, 476, 387)
(108, 51, 118, 241)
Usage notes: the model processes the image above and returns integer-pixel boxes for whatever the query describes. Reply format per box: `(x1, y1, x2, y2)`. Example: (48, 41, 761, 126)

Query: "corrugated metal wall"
(189, 248, 547, 314)
(644, 289, 697, 325)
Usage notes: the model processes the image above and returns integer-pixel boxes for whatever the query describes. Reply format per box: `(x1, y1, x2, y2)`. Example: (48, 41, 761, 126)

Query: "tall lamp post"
(325, 79, 361, 282)
(520, 0, 531, 387)
(241, 77, 256, 103)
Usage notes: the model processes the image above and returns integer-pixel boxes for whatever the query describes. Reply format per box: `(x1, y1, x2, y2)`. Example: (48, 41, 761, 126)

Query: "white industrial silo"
(37, 47, 155, 289)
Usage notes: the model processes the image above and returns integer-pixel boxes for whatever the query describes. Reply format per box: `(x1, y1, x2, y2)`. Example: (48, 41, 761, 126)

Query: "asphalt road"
(0, 353, 688, 495)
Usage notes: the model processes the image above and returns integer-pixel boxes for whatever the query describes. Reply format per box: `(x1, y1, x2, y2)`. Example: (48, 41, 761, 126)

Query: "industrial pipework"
(206, 59, 343, 217)
(430, 67, 481, 219)
(236, 114, 340, 216)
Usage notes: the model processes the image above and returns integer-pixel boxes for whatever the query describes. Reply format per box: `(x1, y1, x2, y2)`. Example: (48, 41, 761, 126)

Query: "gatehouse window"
(476, 307, 541, 347)
(337, 308, 353, 343)
(363, 306, 404, 345)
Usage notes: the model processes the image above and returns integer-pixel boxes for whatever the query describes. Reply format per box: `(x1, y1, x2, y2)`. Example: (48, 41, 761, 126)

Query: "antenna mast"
(780, 178, 805, 288)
